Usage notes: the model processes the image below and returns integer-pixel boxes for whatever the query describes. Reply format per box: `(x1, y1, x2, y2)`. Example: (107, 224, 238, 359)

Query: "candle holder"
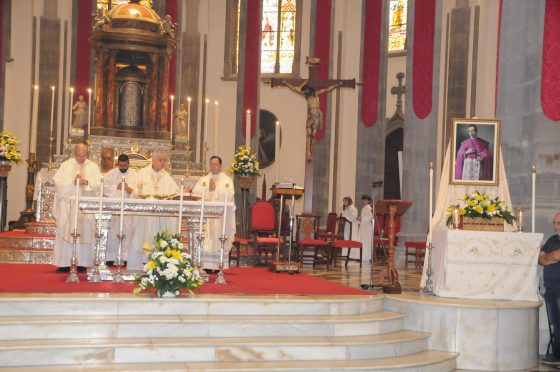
(195, 233, 209, 282)
(88, 232, 103, 283)
(202, 141, 209, 174)
(47, 135, 55, 171)
(215, 235, 228, 285)
(422, 243, 435, 295)
(452, 206, 461, 229)
(66, 230, 81, 283)
(11, 153, 38, 230)
(112, 233, 126, 283)
(516, 208, 525, 233)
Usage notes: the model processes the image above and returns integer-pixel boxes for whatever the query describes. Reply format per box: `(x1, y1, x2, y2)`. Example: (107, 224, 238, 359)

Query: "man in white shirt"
(53, 142, 102, 272)
(104, 154, 138, 265)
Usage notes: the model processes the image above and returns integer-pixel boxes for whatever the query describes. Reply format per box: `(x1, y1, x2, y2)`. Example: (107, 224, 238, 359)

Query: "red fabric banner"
(412, 0, 436, 119)
(494, 0, 502, 115)
(361, 0, 382, 127)
(242, 0, 261, 141)
(166, 0, 178, 131)
(542, 0, 560, 121)
(0, 0, 3, 86)
(75, 0, 93, 97)
(314, 0, 332, 140)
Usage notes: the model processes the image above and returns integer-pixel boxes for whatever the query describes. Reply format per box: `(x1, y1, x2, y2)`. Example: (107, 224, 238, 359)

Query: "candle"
(119, 176, 125, 234)
(214, 101, 219, 153)
(73, 171, 80, 233)
(87, 88, 92, 134)
(428, 162, 433, 244)
(187, 97, 192, 140)
(178, 177, 184, 233)
(98, 176, 104, 237)
(275, 121, 280, 183)
(204, 98, 209, 146)
(68, 87, 74, 138)
(222, 183, 229, 236)
(245, 109, 251, 148)
(30, 85, 39, 153)
(49, 86, 56, 134)
(199, 182, 206, 235)
(169, 95, 174, 141)
(532, 165, 536, 233)
(452, 206, 460, 229)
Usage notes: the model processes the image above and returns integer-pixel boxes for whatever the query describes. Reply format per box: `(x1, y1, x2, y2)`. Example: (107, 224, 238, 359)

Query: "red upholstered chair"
(404, 241, 427, 270)
(250, 201, 283, 265)
(296, 214, 330, 268)
(229, 237, 249, 267)
(316, 212, 338, 243)
(330, 216, 362, 267)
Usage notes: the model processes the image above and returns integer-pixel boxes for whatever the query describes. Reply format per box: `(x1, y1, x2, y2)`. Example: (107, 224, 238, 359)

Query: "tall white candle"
(428, 162, 433, 245)
(119, 176, 125, 234)
(245, 109, 251, 148)
(199, 182, 206, 235)
(178, 177, 184, 233)
(204, 98, 209, 146)
(98, 176, 104, 237)
(49, 86, 55, 134)
(222, 183, 229, 236)
(87, 88, 92, 135)
(73, 171, 80, 233)
(532, 165, 536, 233)
(68, 87, 74, 138)
(30, 85, 39, 153)
(275, 121, 280, 183)
(187, 97, 192, 141)
(214, 101, 219, 153)
(169, 95, 174, 141)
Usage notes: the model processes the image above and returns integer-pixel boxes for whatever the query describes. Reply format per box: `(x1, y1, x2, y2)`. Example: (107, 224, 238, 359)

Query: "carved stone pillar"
(94, 47, 107, 128)
(148, 53, 160, 132)
(106, 50, 117, 129)
(160, 51, 171, 134)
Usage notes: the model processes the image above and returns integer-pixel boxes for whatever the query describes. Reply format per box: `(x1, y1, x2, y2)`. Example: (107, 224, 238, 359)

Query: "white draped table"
(429, 228, 543, 301)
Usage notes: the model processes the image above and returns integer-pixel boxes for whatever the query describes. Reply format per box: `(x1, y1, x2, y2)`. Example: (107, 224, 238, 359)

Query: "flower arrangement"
(0, 131, 22, 164)
(447, 190, 515, 225)
(133, 230, 203, 297)
(227, 145, 261, 176)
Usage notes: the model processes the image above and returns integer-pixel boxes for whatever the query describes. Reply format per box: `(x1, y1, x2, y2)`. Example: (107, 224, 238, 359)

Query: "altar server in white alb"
(358, 194, 374, 263)
(52, 143, 102, 272)
(128, 151, 179, 270)
(190, 155, 236, 271)
(103, 153, 138, 264)
(341, 196, 360, 259)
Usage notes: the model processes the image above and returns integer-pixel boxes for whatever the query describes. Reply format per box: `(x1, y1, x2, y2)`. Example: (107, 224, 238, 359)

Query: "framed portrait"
(450, 118, 500, 186)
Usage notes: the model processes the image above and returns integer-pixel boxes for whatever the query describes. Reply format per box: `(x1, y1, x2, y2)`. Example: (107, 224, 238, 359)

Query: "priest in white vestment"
(52, 143, 102, 271)
(190, 155, 236, 271)
(358, 195, 374, 263)
(128, 151, 179, 270)
(103, 154, 138, 263)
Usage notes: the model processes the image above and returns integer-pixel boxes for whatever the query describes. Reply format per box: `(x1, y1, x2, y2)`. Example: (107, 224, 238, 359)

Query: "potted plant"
(447, 190, 515, 231)
(0, 131, 22, 177)
(227, 145, 261, 189)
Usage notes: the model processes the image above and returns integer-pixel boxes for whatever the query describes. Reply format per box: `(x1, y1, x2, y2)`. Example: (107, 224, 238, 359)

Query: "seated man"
(128, 151, 179, 271)
(52, 142, 102, 272)
(104, 154, 138, 265)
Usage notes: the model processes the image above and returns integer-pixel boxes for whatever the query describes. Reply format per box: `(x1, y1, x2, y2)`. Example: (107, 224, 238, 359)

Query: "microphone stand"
(361, 181, 383, 291)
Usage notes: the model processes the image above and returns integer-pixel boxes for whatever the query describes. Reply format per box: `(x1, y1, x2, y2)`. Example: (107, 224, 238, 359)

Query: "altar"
(430, 228, 543, 301)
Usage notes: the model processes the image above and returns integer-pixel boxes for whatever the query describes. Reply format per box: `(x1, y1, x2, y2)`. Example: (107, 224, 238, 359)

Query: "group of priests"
(51, 142, 235, 273)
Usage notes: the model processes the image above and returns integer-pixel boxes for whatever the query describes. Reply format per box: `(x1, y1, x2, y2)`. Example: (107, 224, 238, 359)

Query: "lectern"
(269, 184, 304, 273)
(376, 199, 412, 294)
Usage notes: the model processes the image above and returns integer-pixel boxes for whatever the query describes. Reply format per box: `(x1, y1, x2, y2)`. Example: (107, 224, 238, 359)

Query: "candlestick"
(73, 171, 80, 233)
(68, 87, 74, 137)
(187, 97, 192, 141)
(119, 176, 125, 234)
(214, 101, 219, 153)
(222, 183, 229, 236)
(531, 165, 536, 233)
(275, 121, 280, 183)
(199, 182, 206, 235)
(428, 162, 433, 244)
(169, 95, 175, 141)
(245, 109, 251, 148)
(30, 85, 39, 153)
(87, 88, 92, 135)
(452, 206, 460, 229)
(178, 177, 184, 233)
(49, 86, 55, 134)
(204, 98, 209, 147)
(517, 208, 525, 232)
(98, 176, 104, 237)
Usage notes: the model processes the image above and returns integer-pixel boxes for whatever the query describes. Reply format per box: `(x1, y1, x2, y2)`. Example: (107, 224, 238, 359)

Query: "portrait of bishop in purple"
(454, 124, 493, 181)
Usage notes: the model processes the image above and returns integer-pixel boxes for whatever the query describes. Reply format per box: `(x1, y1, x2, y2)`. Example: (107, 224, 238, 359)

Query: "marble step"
(1, 350, 458, 371)
(0, 311, 405, 339)
(0, 294, 383, 317)
(0, 331, 431, 366)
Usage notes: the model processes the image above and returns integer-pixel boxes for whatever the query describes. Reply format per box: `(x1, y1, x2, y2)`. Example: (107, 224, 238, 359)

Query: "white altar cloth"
(430, 228, 543, 301)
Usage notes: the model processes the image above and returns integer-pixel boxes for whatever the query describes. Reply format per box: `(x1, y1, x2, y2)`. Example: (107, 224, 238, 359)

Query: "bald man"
(128, 151, 179, 271)
(52, 143, 102, 272)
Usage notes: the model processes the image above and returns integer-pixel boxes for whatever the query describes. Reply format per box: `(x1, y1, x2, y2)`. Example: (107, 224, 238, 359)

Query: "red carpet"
(0, 264, 369, 296)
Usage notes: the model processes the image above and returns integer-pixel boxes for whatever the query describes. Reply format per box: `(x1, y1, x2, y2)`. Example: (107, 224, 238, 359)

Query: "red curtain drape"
(313, 0, 332, 140)
(361, 0, 382, 127)
(412, 0, 436, 119)
(542, 0, 560, 121)
(75, 0, 93, 98)
(242, 0, 261, 142)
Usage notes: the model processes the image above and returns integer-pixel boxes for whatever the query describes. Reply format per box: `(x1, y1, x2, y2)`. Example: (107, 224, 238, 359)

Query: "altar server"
(358, 194, 374, 263)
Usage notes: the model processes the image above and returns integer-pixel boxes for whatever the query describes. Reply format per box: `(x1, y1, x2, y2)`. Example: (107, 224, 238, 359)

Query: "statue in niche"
(72, 95, 88, 131)
(174, 104, 188, 139)
(160, 15, 176, 38)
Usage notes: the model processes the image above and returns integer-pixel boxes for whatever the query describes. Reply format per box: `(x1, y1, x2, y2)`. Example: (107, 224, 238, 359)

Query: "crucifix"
(270, 57, 355, 213)
(389, 72, 405, 121)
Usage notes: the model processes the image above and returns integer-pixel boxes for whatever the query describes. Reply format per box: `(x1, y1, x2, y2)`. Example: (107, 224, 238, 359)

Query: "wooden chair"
(296, 214, 330, 268)
(250, 201, 283, 265)
(373, 214, 401, 262)
(404, 241, 426, 270)
(229, 237, 249, 267)
(330, 216, 362, 267)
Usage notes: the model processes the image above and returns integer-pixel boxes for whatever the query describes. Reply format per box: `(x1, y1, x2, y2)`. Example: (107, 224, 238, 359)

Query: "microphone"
(370, 180, 383, 188)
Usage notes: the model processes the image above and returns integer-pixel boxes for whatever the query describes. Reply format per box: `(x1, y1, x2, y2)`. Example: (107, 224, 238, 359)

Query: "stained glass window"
(96, 0, 152, 12)
(388, 0, 407, 52)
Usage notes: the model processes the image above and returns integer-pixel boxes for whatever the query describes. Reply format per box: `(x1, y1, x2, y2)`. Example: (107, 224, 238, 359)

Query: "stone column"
(106, 50, 117, 129)
(148, 53, 160, 132)
(94, 47, 106, 128)
(160, 51, 171, 135)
